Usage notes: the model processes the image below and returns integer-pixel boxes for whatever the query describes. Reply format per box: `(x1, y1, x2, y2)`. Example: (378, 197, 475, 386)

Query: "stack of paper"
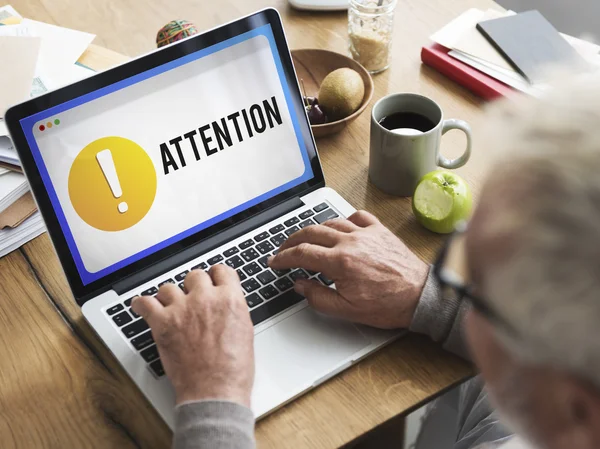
(427, 8, 600, 98)
(0, 135, 19, 170)
(0, 212, 45, 258)
(0, 4, 95, 257)
(0, 170, 28, 213)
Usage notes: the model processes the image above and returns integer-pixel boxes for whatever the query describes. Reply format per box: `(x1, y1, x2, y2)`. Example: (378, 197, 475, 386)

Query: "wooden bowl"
(291, 49, 374, 138)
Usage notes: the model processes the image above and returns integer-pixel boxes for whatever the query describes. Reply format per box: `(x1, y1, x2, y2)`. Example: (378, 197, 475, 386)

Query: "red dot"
(39, 125, 45, 131)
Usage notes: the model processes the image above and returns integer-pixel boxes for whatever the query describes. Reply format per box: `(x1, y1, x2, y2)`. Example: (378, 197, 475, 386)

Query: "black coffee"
(378, 112, 436, 133)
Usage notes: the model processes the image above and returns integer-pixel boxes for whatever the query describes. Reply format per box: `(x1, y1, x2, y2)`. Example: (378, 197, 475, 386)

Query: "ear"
(559, 376, 600, 449)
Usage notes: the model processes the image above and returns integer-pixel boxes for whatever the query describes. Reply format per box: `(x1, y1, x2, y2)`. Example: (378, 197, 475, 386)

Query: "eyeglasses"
(432, 224, 519, 338)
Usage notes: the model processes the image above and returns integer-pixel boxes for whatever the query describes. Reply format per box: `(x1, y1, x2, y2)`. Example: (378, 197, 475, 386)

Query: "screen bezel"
(5, 8, 325, 303)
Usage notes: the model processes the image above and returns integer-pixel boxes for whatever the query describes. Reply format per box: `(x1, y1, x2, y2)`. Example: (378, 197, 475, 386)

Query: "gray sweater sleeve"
(409, 266, 472, 361)
(173, 400, 255, 449)
(410, 268, 515, 449)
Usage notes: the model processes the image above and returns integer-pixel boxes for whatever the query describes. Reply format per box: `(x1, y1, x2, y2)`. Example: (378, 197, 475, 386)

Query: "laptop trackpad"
(253, 307, 370, 410)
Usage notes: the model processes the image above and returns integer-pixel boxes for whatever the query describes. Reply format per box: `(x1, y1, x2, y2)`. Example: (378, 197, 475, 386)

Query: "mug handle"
(437, 119, 472, 169)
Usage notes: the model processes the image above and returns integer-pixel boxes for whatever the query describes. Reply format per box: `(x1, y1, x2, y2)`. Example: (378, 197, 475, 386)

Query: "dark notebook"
(476, 10, 588, 84)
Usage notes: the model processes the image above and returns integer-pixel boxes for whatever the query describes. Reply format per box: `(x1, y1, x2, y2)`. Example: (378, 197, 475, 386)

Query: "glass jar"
(348, 0, 397, 74)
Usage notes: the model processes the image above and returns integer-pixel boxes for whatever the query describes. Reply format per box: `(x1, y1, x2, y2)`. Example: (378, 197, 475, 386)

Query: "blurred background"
(498, 0, 599, 40)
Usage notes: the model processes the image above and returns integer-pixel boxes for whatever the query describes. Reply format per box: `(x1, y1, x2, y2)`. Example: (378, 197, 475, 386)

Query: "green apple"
(412, 170, 472, 234)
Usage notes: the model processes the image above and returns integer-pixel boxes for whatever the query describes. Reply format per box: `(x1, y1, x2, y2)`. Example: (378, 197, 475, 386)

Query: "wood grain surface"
(1, 0, 506, 447)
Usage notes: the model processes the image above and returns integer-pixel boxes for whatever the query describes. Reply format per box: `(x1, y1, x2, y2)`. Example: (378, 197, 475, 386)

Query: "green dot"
(54, 119, 60, 125)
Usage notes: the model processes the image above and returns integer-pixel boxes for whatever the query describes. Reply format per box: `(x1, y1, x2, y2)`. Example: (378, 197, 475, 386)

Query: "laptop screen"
(18, 24, 314, 286)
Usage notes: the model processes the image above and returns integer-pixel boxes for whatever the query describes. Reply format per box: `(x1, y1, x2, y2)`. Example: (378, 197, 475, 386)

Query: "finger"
(155, 283, 184, 306)
(279, 225, 342, 252)
(294, 279, 357, 321)
(321, 218, 358, 233)
(184, 268, 213, 292)
(347, 210, 380, 228)
(209, 264, 239, 286)
(131, 295, 165, 328)
(269, 243, 334, 273)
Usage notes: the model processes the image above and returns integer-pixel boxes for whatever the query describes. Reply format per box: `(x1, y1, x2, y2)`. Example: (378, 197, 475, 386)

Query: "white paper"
(0, 170, 28, 214)
(0, 120, 7, 137)
(449, 50, 547, 96)
(44, 63, 95, 91)
(0, 36, 41, 115)
(0, 23, 31, 37)
(20, 19, 95, 80)
(430, 9, 487, 50)
(0, 212, 46, 258)
(0, 136, 19, 165)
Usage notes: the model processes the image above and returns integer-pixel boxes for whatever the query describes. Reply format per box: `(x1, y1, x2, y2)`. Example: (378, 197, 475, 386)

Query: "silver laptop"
(6, 8, 400, 427)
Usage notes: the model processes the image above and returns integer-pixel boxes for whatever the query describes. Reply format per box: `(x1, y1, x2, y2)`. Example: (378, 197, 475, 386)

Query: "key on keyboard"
(269, 224, 284, 234)
(258, 256, 269, 269)
(141, 286, 158, 296)
(299, 219, 315, 228)
(223, 247, 239, 257)
(239, 239, 254, 249)
(149, 359, 165, 377)
(299, 210, 314, 219)
(158, 279, 175, 287)
(226, 255, 244, 269)
(208, 254, 224, 265)
(141, 345, 160, 363)
(131, 330, 154, 350)
(270, 233, 286, 247)
(290, 269, 309, 281)
(174, 271, 188, 282)
(107, 304, 124, 315)
(285, 226, 299, 236)
(241, 278, 261, 293)
(314, 208, 339, 224)
(274, 276, 294, 292)
(113, 311, 132, 327)
(284, 217, 299, 227)
(122, 319, 150, 338)
(246, 293, 264, 308)
(259, 285, 279, 300)
(314, 203, 328, 212)
(256, 241, 274, 254)
(257, 270, 276, 285)
(240, 248, 259, 262)
(254, 231, 270, 242)
(243, 262, 262, 276)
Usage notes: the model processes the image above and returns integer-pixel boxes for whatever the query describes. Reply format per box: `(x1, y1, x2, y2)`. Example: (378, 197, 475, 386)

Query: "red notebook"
(421, 44, 515, 101)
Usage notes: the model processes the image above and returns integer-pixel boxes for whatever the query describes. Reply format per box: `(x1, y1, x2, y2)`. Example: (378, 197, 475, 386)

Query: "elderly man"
(132, 78, 600, 449)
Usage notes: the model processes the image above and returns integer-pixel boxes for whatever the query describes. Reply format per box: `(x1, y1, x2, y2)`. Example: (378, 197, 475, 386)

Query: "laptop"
(5, 8, 401, 427)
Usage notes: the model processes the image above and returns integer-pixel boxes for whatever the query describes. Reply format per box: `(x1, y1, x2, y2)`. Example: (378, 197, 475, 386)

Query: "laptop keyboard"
(104, 202, 338, 378)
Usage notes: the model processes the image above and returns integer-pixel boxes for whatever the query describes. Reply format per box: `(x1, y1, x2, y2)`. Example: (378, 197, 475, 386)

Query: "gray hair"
(477, 75, 600, 389)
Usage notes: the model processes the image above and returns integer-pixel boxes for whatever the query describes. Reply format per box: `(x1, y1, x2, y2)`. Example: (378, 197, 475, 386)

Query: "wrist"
(175, 382, 252, 408)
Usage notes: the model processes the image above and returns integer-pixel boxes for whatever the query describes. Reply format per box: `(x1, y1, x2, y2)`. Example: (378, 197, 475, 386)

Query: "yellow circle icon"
(69, 137, 157, 232)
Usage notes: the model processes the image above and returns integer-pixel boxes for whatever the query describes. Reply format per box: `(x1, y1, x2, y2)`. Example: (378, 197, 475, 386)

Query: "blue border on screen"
(19, 25, 314, 285)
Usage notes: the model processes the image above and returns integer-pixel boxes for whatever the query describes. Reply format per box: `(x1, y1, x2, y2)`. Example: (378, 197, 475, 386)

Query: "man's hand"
(269, 210, 429, 329)
(131, 265, 254, 407)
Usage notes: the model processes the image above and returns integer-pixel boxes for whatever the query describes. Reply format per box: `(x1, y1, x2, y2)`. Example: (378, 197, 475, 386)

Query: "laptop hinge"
(112, 196, 305, 295)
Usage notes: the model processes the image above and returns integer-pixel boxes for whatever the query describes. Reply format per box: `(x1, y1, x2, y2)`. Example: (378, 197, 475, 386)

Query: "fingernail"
(294, 280, 307, 295)
(267, 256, 274, 265)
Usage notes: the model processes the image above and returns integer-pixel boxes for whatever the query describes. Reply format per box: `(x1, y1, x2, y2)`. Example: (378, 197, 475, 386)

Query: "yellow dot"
(46, 122, 53, 128)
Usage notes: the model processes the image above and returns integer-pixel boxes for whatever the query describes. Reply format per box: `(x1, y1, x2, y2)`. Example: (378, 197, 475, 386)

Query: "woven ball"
(156, 20, 198, 48)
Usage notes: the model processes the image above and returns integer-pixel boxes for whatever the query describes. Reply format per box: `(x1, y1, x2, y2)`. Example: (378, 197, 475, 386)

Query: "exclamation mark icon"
(96, 149, 128, 214)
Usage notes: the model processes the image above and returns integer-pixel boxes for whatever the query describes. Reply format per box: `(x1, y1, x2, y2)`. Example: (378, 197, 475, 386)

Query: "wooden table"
(2, 0, 504, 447)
